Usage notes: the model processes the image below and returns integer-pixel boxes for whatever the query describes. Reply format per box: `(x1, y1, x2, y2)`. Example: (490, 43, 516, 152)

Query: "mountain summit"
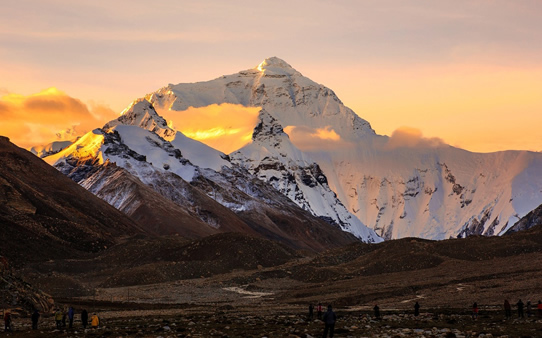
(255, 57, 300, 76)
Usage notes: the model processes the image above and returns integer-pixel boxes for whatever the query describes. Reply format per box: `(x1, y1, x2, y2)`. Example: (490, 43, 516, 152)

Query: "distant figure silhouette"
(68, 307, 75, 328)
(504, 300, 512, 319)
(308, 304, 314, 320)
(317, 303, 323, 320)
(4, 311, 12, 332)
(517, 299, 524, 318)
(31, 309, 40, 330)
(538, 300, 542, 318)
(62, 309, 67, 328)
(322, 304, 337, 338)
(81, 309, 88, 329)
(472, 302, 479, 320)
(414, 302, 420, 317)
(373, 304, 380, 319)
(526, 300, 532, 317)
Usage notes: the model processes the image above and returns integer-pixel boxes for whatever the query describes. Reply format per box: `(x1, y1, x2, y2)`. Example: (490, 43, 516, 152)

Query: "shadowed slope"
(0, 136, 144, 266)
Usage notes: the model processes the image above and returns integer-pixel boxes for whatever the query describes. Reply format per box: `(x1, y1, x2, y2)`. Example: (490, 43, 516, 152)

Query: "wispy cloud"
(383, 127, 446, 150)
(284, 125, 353, 151)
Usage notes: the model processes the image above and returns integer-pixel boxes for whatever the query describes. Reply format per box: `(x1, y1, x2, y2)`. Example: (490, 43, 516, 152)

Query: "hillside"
(0, 136, 145, 266)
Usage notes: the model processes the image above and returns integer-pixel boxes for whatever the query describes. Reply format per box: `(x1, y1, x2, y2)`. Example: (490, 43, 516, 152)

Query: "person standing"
(4, 311, 12, 332)
(472, 302, 479, 320)
(322, 305, 337, 338)
(414, 302, 420, 317)
(538, 300, 542, 318)
(54, 309, 63, 329)
(373, 304, 380, 319)
(68, 307, 75, 329)
(31, 309, 40, 330)
(517, 299, 524, 318)
(62, 308, 67, 328)
(308, 304, 314, 320)
(90, 313, 99, 328)
(504, 300, 512, 319)
(81, 309, 88, 329)
(317, 303, 323, 320)
(526, 301, 532, 317)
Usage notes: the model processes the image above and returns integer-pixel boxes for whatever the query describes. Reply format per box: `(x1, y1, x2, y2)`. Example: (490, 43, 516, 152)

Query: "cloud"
(156, 103, 260, 154)
(0, 101, 12, 117)
(283, 125, 352, 151)
(384, 127, 446, 150)
(0, 88, 117, 149)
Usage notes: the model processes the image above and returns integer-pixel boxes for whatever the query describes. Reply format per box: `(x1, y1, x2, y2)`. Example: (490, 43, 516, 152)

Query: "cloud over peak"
(384, 126, 446, 150)
(284, 125, 352, 151)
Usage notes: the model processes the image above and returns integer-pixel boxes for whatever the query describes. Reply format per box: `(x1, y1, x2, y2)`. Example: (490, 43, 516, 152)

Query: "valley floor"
(9, 227, 542, 337)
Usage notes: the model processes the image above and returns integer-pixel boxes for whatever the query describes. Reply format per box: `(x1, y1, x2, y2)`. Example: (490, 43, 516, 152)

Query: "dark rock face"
(0, 261, 54, 314)
(506, 203, 542, 234)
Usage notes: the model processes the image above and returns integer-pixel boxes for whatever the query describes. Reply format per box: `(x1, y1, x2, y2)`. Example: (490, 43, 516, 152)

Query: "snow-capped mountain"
(45, 99, 367, 249)
(139, 57, 542, 240)
(229, 109, 377, 240)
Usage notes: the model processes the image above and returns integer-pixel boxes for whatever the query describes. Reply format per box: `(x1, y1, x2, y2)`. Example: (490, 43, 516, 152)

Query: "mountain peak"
(104, 99, 175, 140)
(255, 57, 299, 76)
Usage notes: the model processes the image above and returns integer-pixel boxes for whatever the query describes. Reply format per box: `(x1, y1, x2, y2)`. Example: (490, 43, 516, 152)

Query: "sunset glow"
(340, 64, 542, 152)
(183, 127, 243, 140)
(1, 1, 541, 153)
(0, 88, 116, 149)
(313, 127, 340, 141)
(284, 126, 350, 151)
(155, 103, 260, 154)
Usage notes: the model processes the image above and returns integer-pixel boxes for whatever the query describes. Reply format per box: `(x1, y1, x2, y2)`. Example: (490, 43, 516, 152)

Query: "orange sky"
(330, 63, 542, 152)
(156, 104, 261, 154)
(1, 1, 541, 153)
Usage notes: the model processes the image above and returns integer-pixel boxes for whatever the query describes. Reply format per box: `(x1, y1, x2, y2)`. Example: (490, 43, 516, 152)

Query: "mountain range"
(38, 57, 542, 242)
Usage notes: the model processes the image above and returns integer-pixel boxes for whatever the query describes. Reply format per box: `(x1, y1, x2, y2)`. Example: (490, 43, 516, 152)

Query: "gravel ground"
(5, 308, 542, 337)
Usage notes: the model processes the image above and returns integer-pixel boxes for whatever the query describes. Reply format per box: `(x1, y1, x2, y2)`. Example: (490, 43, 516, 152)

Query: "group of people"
(406, 299, 542, 321)
(3, 309, 42, 331)
(53, 307, 99, 330)
(309, 298, 542, 336)
(504, 299, 542, 319)
(3, 307, 100, 332)
(308, 303, 337, 337)
(308, 301, 425, 337)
